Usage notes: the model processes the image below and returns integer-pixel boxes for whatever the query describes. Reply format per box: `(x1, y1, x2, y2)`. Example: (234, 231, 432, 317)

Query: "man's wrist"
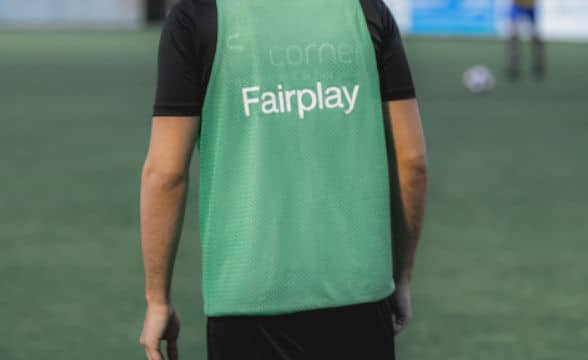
(393, 275, 411, 288)
(145, 302, 173, 318)
(145, 293, 171, 306)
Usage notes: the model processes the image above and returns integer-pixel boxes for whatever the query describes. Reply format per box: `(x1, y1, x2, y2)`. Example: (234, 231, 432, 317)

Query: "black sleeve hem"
(152, 104, 201, 117)
(381, 88, 417, 102)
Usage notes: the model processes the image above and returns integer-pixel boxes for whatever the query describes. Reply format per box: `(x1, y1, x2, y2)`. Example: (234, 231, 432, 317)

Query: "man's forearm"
(140, 168, 188, 305)
(391, 160, 428, 284)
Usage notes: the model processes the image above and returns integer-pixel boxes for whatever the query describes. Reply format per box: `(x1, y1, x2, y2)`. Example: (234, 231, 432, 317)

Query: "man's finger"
(392, 316, 409, 336)
(392, 311, 401, 335)
(167, 339, 179, 360)
(393, 323, 403, 335)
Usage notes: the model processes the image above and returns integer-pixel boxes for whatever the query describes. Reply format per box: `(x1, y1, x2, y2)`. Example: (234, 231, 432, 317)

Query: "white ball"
(463, 65, 496, 93)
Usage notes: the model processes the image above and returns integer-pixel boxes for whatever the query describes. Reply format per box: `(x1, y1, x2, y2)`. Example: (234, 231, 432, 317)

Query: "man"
(140, 0, 428, 359)
(507, 0, 545, 79)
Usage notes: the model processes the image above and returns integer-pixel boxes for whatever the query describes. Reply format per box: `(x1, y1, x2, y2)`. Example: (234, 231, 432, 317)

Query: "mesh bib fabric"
(199, 0, 394, 316)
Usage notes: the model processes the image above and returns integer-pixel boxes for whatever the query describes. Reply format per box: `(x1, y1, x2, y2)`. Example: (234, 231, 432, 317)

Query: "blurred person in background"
(507, 0, 545, 80)
(139, 0, 428, 359)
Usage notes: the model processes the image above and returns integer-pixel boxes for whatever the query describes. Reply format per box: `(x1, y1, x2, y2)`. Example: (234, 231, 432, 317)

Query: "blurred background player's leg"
(507, 5, 523, 80)
(508, 1, 545, 81)
(529, 8, 546, 79)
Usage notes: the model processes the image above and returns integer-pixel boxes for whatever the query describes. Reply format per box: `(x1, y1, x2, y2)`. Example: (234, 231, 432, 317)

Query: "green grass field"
(1, 31, 587, 359)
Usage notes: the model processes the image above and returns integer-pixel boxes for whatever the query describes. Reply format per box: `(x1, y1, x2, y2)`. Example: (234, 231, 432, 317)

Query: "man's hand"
(389, 282, 413, 335)
(140, 304, 180, 360)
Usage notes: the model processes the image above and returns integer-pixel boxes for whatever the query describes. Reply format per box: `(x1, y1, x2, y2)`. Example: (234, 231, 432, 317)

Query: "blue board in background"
(411, 0, 497, 35)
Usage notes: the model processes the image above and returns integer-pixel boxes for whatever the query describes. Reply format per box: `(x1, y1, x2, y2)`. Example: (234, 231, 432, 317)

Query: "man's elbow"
(141, 164, 189, 192)
(397, 153, 428, 178)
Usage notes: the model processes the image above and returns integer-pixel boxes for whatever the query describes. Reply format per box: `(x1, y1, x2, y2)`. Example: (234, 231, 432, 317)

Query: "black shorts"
(207, 297, 395, 360)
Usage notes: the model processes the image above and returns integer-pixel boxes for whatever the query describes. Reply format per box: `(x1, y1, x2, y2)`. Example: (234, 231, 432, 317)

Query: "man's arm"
(383, 99, 428, 335)
(139, 116, 200, 360)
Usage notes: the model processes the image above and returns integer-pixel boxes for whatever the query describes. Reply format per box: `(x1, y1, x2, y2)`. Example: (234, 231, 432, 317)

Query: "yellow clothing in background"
(515, 0, 535, 8)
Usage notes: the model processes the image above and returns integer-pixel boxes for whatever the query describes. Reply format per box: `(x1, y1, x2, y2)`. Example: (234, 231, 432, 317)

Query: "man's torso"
(198, 0, 393, 316)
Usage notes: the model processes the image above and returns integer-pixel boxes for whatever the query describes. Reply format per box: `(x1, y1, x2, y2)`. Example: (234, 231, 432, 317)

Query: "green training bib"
(199, 0, 393, 316)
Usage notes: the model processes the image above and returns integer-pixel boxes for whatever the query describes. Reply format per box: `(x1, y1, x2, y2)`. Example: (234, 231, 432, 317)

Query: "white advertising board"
(384, 0, 412, 33)
(540, 0, 588, 40)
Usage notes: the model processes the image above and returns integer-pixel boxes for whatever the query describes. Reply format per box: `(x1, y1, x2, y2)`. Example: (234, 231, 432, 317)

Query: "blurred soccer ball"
(463, 65, 496, 94)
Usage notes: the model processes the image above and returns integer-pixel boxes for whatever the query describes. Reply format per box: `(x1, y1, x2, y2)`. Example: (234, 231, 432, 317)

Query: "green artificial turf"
(0, 31, 586, 359)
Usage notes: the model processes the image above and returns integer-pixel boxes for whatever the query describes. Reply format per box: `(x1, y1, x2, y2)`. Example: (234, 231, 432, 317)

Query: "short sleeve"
(361, 0, 416, 101)
(377, 4, 416, 100)
(153, 2, 209, 117)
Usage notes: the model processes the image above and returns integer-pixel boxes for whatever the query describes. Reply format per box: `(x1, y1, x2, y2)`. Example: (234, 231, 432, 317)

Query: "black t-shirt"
(154, 0, 415, 117)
